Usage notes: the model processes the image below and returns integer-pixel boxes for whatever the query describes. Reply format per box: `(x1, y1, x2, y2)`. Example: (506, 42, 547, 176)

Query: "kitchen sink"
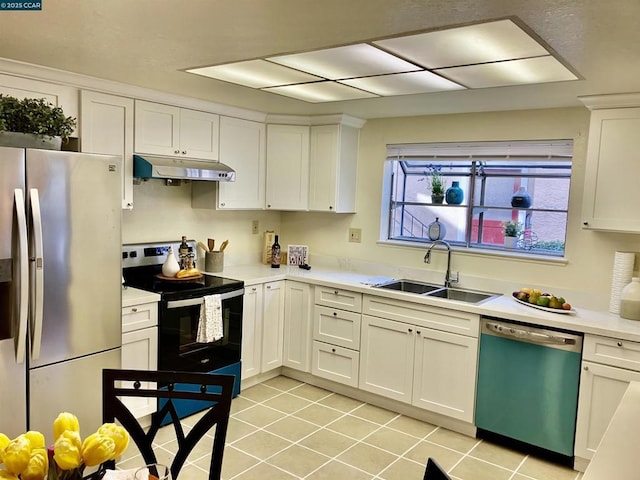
(374, 279, 442, 295)
(374, 280, 498, 304)
(427, 288, 497, 304)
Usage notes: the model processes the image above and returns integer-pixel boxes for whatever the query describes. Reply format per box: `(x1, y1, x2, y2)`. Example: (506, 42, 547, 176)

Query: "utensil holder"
(205, 251, 224, 273)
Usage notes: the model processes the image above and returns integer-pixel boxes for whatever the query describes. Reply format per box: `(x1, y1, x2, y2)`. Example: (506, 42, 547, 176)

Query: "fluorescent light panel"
(263, 82, 378, 103)
(374, 19, 549, 68)
(268, 43, 420, 79)
(339, 71, 465, 96)
(436, 56, 578, 88)
(187, 59, 322, 88)
(185, 19, 578, 103)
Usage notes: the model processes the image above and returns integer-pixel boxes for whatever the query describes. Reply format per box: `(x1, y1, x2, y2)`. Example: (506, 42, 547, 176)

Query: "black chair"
(423, 457, 451, 480)
(101, 369, 235, 480)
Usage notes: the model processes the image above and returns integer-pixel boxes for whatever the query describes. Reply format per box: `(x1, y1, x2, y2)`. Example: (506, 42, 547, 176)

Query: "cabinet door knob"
(417, 330, 421, 335)
(583, 221, 589, 226)
(584, 365, 589, 371)
(174, 150, 180, 154)
(220, 203, 225, 207)
(408, 328, 413, 333)
(251, 287, 257, 292)
(333, 312, 337, 316)
(267, 204, 271, 208)
(131, 308, 137, 312)
(334, 290, 339, 295)
(332, 348, 336, 353)
(618, 341, 623, 347)
(267, 285, 271, 289)
(181, 150, 187, 155)
(329, 206, 333, 210)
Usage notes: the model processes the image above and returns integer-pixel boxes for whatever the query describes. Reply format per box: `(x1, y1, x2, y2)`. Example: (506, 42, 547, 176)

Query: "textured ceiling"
(1, 0, 639, 118)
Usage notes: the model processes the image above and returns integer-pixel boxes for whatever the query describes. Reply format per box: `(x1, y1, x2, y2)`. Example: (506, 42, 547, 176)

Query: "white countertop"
(122, 286, 161, 307)
(583, 381, 640, 479)
(213, 263, 640, 342)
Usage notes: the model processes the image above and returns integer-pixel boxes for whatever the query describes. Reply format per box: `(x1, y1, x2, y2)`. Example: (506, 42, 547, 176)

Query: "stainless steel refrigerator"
(0, 147, 122, 438)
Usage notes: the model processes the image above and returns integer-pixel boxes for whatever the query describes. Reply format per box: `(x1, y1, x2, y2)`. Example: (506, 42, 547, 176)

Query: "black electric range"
(121, 240, 244, 413)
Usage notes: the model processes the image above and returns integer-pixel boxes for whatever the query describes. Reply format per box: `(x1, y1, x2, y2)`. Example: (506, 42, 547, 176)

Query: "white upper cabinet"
(0, 73, 79, 136)
(309, 124, 360, 213)
(134, 100, 219, 161)
(217, 116, 266, 209)
(80, 91, 134, 209)
(580, 94, 640, 232)
(265, 124, 310, 210)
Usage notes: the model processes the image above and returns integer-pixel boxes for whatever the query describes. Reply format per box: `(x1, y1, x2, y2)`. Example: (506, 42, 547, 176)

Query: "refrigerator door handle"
(29, 188, 44, 360)
(14, 189, 29, 364)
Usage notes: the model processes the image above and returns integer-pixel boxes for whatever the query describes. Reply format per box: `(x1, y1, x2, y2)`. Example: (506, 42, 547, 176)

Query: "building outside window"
(381, 140, 573, 257)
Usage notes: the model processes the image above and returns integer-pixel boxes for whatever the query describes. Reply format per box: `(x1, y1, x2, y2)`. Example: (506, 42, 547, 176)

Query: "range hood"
(133, 155, 236, 181)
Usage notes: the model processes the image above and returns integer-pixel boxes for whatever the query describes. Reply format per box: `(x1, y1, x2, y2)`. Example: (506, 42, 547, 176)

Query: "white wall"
(281, 107, 640, 309)
(122, 179, 280, 268)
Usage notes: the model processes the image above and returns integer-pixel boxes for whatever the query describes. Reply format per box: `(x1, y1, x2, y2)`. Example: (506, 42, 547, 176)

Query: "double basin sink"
(374, 279, 498, 305)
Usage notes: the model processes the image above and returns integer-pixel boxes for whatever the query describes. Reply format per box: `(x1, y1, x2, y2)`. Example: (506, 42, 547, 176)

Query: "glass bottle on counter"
(271, 235, 281, 268)
(179, 236, 189, 269)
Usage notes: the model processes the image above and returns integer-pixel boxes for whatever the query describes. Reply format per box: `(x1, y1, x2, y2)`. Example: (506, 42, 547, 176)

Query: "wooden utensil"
(197, 241, 209, 253)
(219, 239, 229, 252)
(207, 238, 215, 251)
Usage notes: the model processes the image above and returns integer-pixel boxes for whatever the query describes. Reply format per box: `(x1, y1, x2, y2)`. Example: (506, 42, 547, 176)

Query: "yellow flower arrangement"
(0, 413, 129, 480)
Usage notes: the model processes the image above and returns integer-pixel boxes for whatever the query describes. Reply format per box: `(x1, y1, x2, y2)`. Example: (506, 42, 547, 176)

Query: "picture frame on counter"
(287, 245, 308, 266)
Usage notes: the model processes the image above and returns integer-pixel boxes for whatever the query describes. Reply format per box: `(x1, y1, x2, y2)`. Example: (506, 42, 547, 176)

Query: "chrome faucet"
(424, 240, 458, 288)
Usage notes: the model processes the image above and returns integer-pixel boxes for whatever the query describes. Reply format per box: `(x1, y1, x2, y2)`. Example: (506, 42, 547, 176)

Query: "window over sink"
(380, 139, 573, 257)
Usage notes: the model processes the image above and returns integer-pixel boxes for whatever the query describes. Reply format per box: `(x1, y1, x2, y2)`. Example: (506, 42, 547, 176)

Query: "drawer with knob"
(314, 286, 362, 312)
(583, 334, 640, 371)
(122, 302, 158, 333)
(311, 340, 360, 387)
(313, 305, 361, 350)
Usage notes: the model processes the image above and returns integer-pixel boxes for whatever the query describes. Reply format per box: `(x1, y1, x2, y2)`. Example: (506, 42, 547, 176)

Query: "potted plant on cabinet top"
(0, 94, 77, 150)
(502, 220, 522, 249)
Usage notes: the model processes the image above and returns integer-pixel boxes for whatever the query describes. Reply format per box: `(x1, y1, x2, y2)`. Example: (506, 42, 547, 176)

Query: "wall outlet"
(349, 228, 362, 243)
(252, 220, 259, 235)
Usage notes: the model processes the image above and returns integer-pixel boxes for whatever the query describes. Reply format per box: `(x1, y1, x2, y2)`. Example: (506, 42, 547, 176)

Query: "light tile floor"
(117, 376, 584, 480)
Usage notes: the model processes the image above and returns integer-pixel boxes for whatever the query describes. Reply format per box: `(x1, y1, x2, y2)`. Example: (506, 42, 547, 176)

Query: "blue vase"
(445, 181, 464, 205)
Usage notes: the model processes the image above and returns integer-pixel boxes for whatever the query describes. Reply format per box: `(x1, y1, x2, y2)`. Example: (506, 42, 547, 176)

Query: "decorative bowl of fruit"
(512, 288, 575, 314)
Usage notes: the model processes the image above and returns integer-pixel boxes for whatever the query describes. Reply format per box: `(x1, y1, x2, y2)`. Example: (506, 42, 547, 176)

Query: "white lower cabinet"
(283, 281, 313, 372)
(412, 327, 478, 420)
(311, 287, 363, 387)
(575, 334, 640, 461)
(262, 280, 285, 371)
(359, 315, 415, 402)
(241, 280, 285, 379)
(359, 296, 479, 423)
(121, 302, 158, 419)
(241, 284, 263, 379)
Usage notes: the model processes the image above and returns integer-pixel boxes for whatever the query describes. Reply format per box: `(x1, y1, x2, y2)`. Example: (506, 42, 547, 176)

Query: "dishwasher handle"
(483, 320, 582, 352)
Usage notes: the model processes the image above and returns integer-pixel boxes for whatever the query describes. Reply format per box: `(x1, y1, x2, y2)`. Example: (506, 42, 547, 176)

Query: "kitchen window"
(381, 140, 573, 257)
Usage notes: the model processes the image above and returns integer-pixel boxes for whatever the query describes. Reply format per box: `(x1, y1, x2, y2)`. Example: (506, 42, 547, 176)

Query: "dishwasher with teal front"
(475, 317, 583, 465)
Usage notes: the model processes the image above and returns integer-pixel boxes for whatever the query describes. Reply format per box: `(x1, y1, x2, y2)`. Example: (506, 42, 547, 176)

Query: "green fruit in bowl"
(537, 296, 551, 307)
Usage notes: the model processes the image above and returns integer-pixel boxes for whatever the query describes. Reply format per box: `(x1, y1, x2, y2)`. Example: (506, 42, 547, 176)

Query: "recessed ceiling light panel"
(263, 81, 378, 103)
(268, 44, 420, 80)
(435, 56, 578, 88)
(339, 71, 465, 96)
(374, 19, 549, 69)
(187, 59, 322, 88)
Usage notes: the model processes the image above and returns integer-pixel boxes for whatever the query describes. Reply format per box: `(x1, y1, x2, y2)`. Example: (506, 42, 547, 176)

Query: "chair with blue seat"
(423, 457, 451, 480)
(101, 369, 235, 480)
